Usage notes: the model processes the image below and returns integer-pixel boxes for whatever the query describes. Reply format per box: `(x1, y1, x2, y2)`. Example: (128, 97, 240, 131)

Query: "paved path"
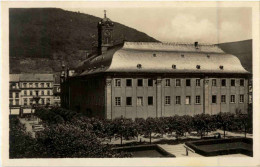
(159, 144, 248, 157)
(159, 144, 202, 157)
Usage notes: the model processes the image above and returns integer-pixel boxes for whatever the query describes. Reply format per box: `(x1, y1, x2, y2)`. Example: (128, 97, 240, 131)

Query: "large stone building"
(61, 13, 250, 119)
(9, 74, 54, 115)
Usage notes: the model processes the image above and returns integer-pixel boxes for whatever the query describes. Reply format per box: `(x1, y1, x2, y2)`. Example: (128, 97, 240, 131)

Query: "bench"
(184, 145, 195, 156)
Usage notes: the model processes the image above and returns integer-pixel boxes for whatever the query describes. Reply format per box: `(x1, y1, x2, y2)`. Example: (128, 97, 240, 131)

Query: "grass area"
(186, 138, 253, 157)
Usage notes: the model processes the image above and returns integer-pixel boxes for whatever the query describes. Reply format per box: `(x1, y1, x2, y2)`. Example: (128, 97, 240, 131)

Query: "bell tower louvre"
(97, 10, 114, 55)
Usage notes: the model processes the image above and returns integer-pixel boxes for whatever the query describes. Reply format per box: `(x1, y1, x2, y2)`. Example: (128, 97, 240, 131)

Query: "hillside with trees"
(9, 8, 158, 73)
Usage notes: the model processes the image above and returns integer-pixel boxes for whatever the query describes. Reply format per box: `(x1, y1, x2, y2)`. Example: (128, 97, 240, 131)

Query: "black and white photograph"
(1, 1, 260, 166)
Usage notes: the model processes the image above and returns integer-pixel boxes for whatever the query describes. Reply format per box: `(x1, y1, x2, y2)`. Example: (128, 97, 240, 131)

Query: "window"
(126, 79, 132, 87)
(137, 97, 143, 106)
(176, 96, 181, 104)
(221, 95, 226, 103)
(148, 96, 153, 105)
(41, 98, 45, 105)
(185, 96, 191, 104)
(196, 79, 200, 86)
(195, 96, 200, 104)
(30, 98, 33, 105)
(165, 79, 170, 86)
(240, 95, 244, 103)
(47, 90, 50, 95)
(23, 83, 27, 88)
(47, 98, 50, 105)
(186, 79, 191, 86)
(9, 99, 13, 106)
(29, 83, 33, 88)
(115, 97, 121, 106)
(137, 79, 143, 87)
(176, 79, 181, 87)
(24, 90, 27, 96)
(212, 79, 217, 86)
(212, 95, 217, 104)
(231, 79, 235, 86)
(240, 79, 244, 86)
(35, 83, 38, 88)
(148, 79, 153, 87)
(41, 91, 44, 95)
(15, 92, 19, 98)
(230, 95, 235, 103)
(165, 96, 171, 105)
(9, 92, 13, 98)
(221, 79, 226, 86)
(41, 83, 44, 88)
(47, 83, 50, 88)
(15, 99, 19, 105)
(24, 99, 27, 105)
(35, 91, 39, 96)
(30, 91, 33, 96)
(115, 79, 121, 87)
(126, 97, 132, 106)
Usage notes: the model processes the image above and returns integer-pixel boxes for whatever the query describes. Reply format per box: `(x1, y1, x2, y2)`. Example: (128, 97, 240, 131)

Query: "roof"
(75, 42, 249, 76)
(9, 74, 54, 82)
(9, 74, 20, 82)
(218, 39, 252, 73)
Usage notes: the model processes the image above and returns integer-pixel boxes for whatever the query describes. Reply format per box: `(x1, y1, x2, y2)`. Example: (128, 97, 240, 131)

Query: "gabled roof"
(75, 42, 249, 76)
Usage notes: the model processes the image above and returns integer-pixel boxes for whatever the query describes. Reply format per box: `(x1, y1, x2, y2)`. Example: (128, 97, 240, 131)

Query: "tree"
(9, 116, 47, 158)
(143, 117, 157, 144)
(235, 113, 251, 138)
(113, 118, 137, 145)
(36, 123, 130, 157)
(193, 114, 208, 139)
(215, 112, 234, 138)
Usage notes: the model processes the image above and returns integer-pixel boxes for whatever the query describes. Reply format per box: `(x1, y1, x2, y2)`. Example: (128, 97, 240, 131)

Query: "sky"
(63, 7, 252, 44)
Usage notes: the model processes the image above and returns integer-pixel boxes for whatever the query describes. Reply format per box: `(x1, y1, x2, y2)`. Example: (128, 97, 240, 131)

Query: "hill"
(9, 8, 158, 73)
(218, 39, 252, 73)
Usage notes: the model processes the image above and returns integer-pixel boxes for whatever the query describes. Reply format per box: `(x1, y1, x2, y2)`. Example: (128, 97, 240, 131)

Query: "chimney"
(194, 42, 199, 49)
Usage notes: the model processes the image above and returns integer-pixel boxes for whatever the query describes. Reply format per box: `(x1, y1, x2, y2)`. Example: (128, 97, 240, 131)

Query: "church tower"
(97, 10, 114, 55)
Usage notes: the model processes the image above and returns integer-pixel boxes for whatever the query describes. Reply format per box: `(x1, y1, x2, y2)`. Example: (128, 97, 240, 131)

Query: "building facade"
(53, 74, 61, 106)
(61, 13, 250, 120)
(9, 74, 54, 115)
(9, 74, 21, 114)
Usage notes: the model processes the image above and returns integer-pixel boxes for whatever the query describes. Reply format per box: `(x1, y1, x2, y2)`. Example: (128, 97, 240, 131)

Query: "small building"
(61, 13, 250, 119)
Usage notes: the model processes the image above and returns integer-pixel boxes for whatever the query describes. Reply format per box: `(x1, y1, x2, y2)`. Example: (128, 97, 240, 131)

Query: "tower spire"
(104, 10, 106, 18)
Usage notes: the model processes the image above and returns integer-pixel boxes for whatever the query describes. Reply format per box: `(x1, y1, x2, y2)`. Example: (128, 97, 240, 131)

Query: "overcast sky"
(63, 7, 251, 44)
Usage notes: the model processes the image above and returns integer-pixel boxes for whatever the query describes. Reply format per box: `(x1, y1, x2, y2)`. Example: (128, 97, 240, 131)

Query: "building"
(53, 74, 61, 106)
(9, 74, 54, 115)
(61, 13, 250, 119)
(9, 74, 21, 114)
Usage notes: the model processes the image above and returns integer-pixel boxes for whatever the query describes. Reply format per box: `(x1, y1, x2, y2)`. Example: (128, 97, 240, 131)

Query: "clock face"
(104, 30, 111, 36)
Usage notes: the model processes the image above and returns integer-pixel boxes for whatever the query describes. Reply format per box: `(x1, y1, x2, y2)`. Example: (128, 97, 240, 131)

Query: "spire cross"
(104, 10, 106, 18)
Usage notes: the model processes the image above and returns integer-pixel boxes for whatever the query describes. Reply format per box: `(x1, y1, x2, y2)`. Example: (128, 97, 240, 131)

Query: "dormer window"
(196, 65, 201, 69)
(220, 65, 224, 70)
(172, 64, 176, 69)
(137, 64, 142, 69)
